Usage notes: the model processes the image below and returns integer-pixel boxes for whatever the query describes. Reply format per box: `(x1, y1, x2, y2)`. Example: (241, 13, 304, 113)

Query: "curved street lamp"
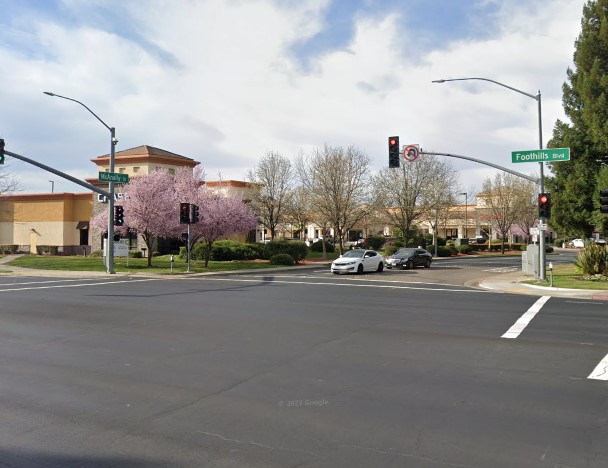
(433, 77, 547, 281)
(44, 92, 117, 274)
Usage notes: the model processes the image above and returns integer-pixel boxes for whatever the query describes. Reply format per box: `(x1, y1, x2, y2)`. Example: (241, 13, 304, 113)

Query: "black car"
(385, 247, 432, 270)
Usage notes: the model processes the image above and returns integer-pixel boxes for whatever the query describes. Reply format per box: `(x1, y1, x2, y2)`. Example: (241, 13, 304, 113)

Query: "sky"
(0, 0, 587, 198)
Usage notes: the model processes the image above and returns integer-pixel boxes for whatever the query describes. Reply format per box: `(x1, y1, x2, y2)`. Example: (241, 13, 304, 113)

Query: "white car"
(331, 249, 384, 275)
(570, 238, 585, 248)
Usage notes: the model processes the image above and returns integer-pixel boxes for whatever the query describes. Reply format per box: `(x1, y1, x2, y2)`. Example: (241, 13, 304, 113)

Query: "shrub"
(383, 245, 399, 256)
(211, 241, 243, 261)
(128, 250, 143, 258)
(435, 237, 447, 247)
(269, 253, 295, 266)
(0, 245, 18, 254)
(186, 242, 208, 260)
(436, 246, 452, 257)
(575, 243, 607, 275)
(265, 239, 307, 262)
(310, 240, 335, 253)
(36, 245, 59, 255)
(89, 250, 103, 257)
(365, 235, 387, 251)
(457, 244, 472, 254)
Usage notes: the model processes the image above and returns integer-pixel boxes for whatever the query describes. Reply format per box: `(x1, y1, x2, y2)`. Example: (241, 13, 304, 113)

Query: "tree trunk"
(204, 241, 213, 267)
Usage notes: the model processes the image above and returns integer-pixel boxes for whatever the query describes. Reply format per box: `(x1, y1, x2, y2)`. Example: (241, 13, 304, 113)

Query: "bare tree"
(296, 144, 372, 254)
(512, 179, 538, 244)
(0, 167, 20, 219)
(247, 151, 293, 240)
(0, 168, 19, 196)
(373, 154, 460, 247)
(284, 185, 312, 240)
(480, 173, 526, 253)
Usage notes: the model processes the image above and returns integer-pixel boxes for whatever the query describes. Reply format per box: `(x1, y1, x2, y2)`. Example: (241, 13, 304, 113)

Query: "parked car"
(331, 249, 384, 275)
(384, 247, 433, 270)
(569, 238, 585, 248)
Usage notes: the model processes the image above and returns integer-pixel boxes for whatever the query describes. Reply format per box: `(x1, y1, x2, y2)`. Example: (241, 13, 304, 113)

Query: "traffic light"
(180, 202, 191, 224)
(191, 204, 199, 223)
(0, 138, 5, 165)
(388, 136, 400, 168)
(600, 188, 608, 214)
(538, 193, 551, 219)
(114, 205, 124, 226)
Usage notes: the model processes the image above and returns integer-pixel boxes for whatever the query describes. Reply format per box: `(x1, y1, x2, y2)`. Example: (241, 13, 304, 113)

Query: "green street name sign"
(511, 148, 570, 163)
(98, 171, 129, 183)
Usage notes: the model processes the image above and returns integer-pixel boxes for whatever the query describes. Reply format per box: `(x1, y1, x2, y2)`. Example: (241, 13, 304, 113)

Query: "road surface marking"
(501, 296, 551, 339)
(0, 278, 160, 292)
(193, 277, 483, 293)
(257, 274, 463, 287)
(588, 353, 608, 380)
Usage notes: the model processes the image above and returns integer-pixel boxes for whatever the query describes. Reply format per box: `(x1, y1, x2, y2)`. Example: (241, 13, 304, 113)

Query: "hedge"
(269, 253, 295, 266)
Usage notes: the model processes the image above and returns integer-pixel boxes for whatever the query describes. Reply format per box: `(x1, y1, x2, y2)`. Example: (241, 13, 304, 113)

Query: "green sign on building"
(511, 148, 570, 163)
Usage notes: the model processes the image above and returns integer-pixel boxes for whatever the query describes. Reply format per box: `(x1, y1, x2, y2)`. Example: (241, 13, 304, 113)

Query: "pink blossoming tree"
(91, 169, 179, 266)
(92, 167, 257, 268)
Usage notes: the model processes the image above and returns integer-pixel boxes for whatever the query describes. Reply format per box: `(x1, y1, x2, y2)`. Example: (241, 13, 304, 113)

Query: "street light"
(433, 77, 547, 281)
(44, 91, 117, 274)
(460, 192, 467, 239)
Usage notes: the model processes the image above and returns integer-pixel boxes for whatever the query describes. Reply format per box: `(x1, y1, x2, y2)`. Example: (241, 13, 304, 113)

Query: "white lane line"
(588, 353, 608, 380)
(501, 296, 551, 339)
(0, 278, 115, 287)
(192, 277, 483, 293)
(0, 278, 160, 292)
(248, 274, 464, 287)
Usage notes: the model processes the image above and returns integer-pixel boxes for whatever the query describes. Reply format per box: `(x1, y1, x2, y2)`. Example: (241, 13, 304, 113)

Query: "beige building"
(0, 192, 92, 254)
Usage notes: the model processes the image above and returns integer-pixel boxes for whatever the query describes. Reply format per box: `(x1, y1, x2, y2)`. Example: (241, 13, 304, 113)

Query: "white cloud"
(0, 0, 585, 195)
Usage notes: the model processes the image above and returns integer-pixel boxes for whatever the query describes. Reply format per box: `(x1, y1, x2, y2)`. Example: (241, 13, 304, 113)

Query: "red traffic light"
(539, 194, 548, 204)
(389, 138, 397, 146)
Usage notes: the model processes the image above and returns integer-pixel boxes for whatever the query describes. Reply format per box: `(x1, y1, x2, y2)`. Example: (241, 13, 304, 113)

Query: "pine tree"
(547, 0, 608, 236)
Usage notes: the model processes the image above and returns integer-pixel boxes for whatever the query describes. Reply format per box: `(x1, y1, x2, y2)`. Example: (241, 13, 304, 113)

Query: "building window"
(133, 167, 140, 173)
(118, 168, 125, 174)
(168, 168, 175, 175)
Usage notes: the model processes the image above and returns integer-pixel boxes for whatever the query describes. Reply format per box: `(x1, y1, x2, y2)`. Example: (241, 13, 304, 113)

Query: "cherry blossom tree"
(91, 167, 256, 268)
(172, 168, 257, 265)
(91, 169, 179, 266)
(195, 190, 257, 266)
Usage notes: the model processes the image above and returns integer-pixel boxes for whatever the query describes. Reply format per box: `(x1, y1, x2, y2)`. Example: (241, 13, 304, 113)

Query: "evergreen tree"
(547, 0, 608, 237)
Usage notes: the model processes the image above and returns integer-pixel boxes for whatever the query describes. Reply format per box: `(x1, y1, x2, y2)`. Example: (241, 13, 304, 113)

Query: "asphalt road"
(0, 261, 606, 467)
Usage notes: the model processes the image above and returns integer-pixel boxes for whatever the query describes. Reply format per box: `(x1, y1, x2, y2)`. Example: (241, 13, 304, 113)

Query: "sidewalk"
(476, 269, 608, 301)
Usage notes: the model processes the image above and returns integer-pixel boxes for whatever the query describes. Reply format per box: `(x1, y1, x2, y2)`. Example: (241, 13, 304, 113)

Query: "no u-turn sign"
(403, 144, 419, 162)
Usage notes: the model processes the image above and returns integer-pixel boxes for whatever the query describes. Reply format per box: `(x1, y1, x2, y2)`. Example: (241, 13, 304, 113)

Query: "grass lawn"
(522, 263, 608, 290)
(5, 254, 291, 274)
